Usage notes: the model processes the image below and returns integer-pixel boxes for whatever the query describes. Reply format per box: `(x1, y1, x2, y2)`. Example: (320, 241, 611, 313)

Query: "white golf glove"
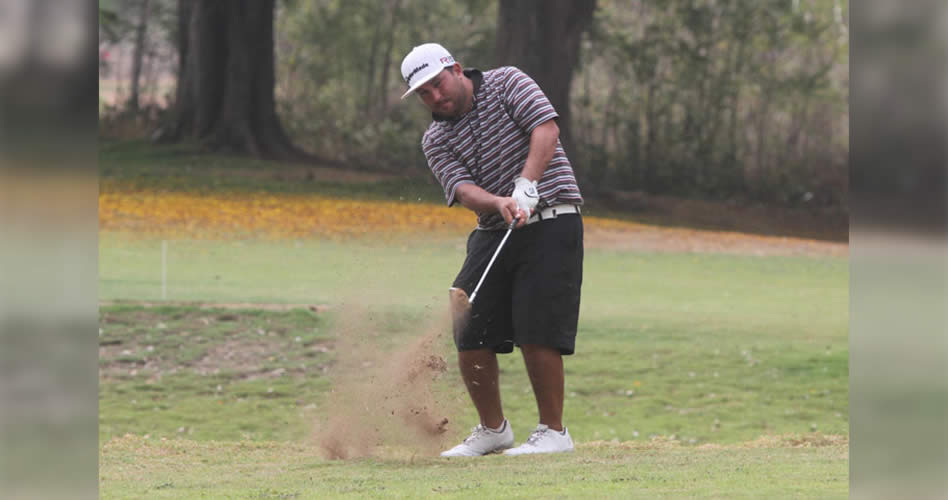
(512, 177, 539, 216)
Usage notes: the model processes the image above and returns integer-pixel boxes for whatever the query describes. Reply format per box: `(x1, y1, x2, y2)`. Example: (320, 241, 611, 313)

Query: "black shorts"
(450, 213, 583, 355)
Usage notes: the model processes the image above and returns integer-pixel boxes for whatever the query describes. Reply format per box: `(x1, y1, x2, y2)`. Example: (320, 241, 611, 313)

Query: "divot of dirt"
(313, 304, 460, 459)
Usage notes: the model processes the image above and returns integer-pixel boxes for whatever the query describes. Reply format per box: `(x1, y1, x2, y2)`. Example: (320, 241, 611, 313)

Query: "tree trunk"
(377, 0, 403, 116)
(495, 0, 596, 165)
(160, 0, 303, 160)
(128, 0, 151, 112)
(643, 82, 659, 191)
(162, 0, 194, 141)
(363, 3, 385, 117)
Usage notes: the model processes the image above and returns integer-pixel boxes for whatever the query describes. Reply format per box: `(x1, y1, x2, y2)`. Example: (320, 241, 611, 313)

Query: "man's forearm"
(456, 183, 500, 214)
(519, 119, 560, 182)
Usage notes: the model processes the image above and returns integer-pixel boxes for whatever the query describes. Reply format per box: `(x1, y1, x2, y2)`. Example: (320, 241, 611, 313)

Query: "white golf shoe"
(440, 419, 514, 457)
(503, 424, 574, 455)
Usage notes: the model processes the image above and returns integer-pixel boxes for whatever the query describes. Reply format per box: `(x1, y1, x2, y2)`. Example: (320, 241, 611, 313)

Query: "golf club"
(469, 215, 519, 305)
(449, 215, 520, 339)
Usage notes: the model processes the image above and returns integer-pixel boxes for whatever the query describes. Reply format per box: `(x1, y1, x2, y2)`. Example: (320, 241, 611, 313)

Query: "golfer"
(400, 43, 584, 456)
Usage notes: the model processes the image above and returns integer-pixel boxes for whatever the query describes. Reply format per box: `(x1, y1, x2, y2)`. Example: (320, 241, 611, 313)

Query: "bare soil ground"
(583, 224, 847, 257)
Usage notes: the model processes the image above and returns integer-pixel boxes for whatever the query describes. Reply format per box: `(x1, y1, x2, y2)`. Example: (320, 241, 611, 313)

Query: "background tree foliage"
(273, 0, 497, 169)
(574, 0, 848, 205)
(100, 0, 848, 208)
(99, 0, 178, 115)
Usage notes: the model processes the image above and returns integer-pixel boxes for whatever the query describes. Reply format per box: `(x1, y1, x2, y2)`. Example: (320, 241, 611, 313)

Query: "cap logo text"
(405, 63, 429, 85)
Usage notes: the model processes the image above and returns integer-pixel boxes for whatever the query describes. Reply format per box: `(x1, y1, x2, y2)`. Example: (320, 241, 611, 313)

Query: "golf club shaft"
(468, 217, 519, 304)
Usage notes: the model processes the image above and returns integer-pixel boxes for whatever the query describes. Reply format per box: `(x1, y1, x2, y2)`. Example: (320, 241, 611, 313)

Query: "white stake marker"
(161, 240, 167, 300)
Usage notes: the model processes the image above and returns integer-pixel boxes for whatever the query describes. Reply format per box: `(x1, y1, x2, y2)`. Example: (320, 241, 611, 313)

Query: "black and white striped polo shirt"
(422, 66, 583, 230)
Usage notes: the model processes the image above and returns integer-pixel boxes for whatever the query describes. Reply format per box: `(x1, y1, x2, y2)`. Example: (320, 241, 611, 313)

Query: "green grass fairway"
(100, 436, 847, 499)
(99, 232, 847, 498)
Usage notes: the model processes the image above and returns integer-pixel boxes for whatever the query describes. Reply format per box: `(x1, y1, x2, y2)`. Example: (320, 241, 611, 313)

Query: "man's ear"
(451, 62, 463, 75)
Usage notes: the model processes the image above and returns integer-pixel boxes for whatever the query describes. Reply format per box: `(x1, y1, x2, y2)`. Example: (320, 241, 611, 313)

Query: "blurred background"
(98, 0, 849, 240)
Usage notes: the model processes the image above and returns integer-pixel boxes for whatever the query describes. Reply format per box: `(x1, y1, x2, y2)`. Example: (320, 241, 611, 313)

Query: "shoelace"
(463, 425, 490, 444)
(525, 427, 549, 446)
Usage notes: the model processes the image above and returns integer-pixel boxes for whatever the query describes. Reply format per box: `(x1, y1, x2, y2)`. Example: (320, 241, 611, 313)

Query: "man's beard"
(443, 79, 468, 118)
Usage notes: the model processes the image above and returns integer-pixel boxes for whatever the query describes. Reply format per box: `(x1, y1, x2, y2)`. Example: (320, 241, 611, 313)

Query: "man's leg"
(519, 344, 564, 431)
(458, 348, 505, 429)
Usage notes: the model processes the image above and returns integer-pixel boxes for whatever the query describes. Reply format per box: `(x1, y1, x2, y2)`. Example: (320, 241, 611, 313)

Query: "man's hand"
(456, 184, 527, 228)
(512, 177, 539, 217)
(494, 196, 528, 229)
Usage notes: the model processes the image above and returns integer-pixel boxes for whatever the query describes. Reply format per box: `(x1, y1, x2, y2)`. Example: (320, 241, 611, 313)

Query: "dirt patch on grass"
(98, 307, 331, 381)
(100, 301, 330, 312)
(583, 223, 848, 257)
(192, 340, 284, 378)
(100, 302, 461, 458)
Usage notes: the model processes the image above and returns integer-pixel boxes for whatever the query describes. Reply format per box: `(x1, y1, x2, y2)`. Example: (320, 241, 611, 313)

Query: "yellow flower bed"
(100, 189, 467, 240)
(99, 181, 639, 240)
(98, 181, 843, 256)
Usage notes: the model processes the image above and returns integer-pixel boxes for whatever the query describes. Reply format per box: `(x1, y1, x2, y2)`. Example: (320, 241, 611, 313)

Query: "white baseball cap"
(400, 43, 456, 99)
